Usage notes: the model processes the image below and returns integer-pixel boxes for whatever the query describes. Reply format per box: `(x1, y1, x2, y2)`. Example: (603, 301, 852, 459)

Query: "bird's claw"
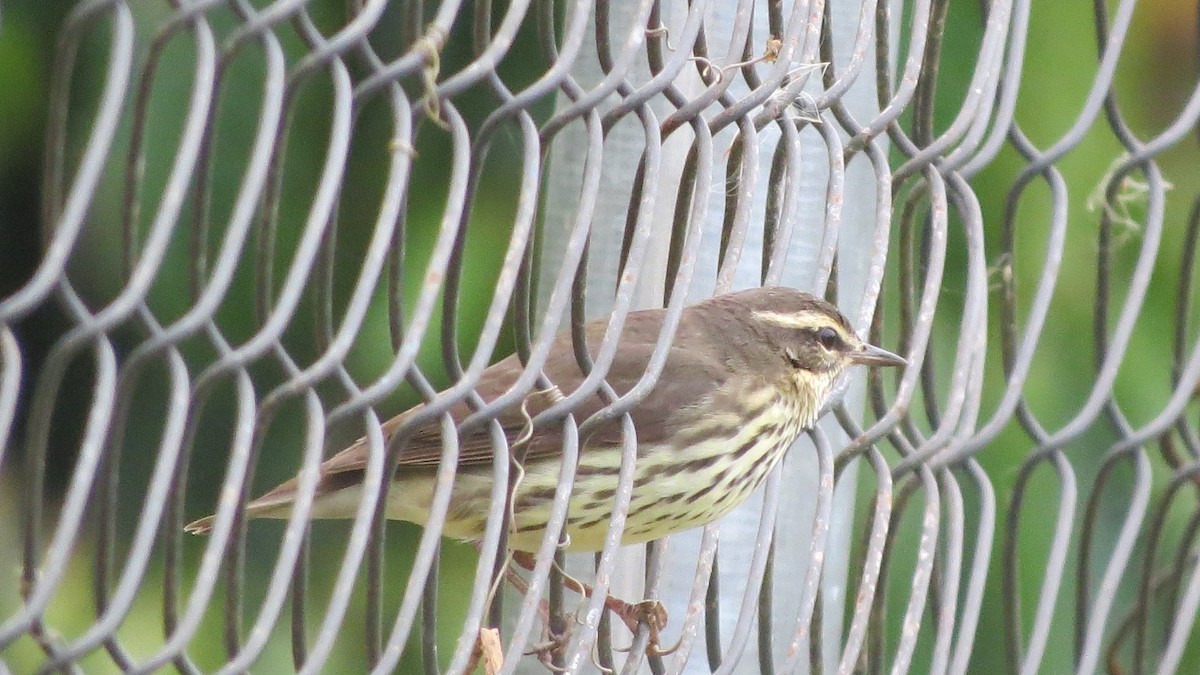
(647, 634, 683, 658)
(525, 613, 574, 671)
(607, 597, 671, 653)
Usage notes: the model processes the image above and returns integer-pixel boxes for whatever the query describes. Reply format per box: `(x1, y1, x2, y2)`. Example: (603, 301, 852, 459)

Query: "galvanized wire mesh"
(3, 0, 1200, 672)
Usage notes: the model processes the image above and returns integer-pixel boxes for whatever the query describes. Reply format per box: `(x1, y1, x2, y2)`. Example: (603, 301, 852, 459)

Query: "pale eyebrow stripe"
(751, 309, 836, 331)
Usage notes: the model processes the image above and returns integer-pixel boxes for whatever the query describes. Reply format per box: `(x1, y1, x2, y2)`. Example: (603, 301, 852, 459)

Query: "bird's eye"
(817, 327, 842, 351)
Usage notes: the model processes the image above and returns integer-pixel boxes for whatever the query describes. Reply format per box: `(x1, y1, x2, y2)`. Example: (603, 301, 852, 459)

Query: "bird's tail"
(183, 516, 216, 535)
(184, 492, 297, 535)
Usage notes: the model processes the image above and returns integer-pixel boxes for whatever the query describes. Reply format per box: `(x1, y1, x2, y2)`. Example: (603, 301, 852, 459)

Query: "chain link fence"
(2, 0, 1200, 672)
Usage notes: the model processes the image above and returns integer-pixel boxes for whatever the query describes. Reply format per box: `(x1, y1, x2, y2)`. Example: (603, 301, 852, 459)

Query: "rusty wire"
(3, 0, 1200, 672)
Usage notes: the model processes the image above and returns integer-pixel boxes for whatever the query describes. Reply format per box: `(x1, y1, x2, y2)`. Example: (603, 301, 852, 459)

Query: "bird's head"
(717, 287, 907, 418)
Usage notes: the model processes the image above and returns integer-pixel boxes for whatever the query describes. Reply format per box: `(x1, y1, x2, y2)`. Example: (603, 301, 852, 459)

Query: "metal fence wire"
(3, 0, 1200, 672)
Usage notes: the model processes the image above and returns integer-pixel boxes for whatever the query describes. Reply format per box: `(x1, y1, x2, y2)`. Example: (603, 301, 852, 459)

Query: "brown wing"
(249, 308, 732, 506)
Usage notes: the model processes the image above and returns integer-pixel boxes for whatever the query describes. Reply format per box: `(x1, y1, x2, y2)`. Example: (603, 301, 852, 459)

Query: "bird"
(185, 287, 904, 551)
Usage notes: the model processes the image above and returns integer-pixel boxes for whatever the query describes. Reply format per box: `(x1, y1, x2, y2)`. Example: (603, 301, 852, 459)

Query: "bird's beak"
(850, 343, 907, 368)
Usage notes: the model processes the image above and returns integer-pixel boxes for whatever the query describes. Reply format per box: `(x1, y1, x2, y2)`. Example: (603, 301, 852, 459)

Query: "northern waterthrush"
(186, 287, 904, 550)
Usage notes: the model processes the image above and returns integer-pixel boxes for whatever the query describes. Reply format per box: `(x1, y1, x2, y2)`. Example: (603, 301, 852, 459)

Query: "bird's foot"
(605, 597, 677, 655)
(510, 551, 673, 656)
(524, 613, 574, 672)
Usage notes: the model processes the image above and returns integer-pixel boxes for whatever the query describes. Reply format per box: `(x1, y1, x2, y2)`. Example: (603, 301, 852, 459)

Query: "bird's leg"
(510, 551, 669, 650)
